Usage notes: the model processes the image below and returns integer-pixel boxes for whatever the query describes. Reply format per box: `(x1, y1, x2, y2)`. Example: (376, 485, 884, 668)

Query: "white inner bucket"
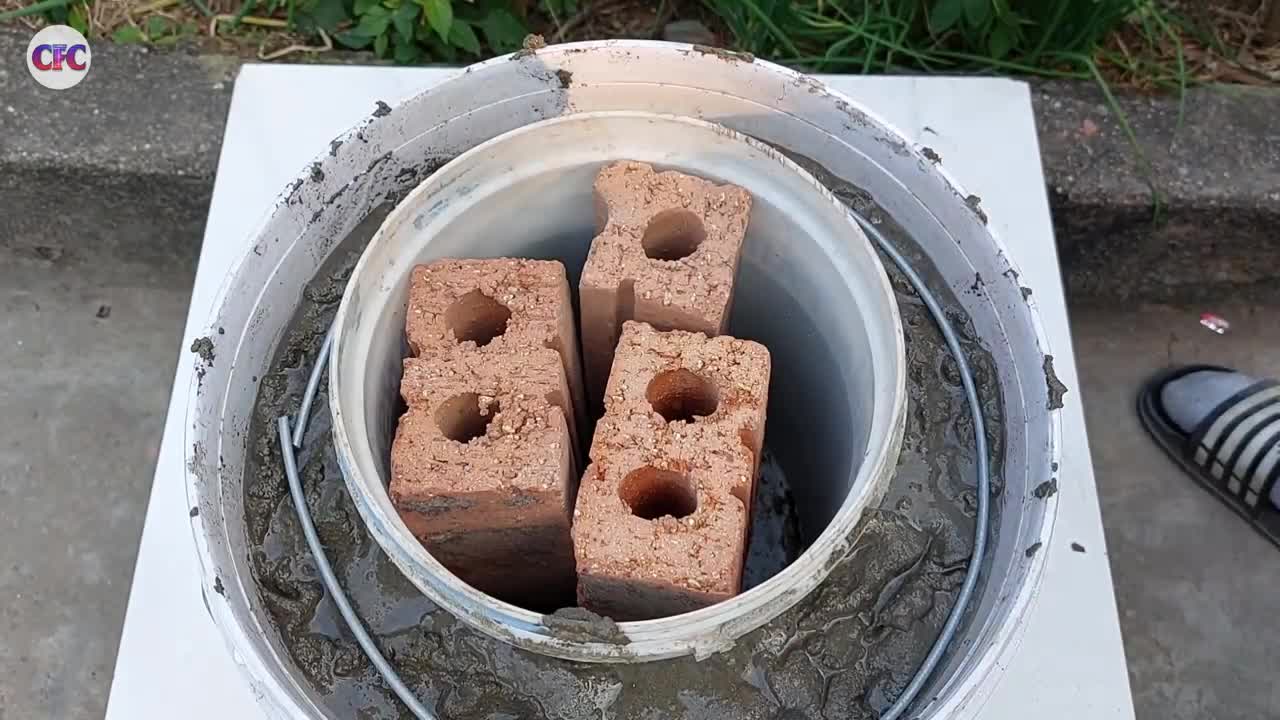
(330, 112, 907, 662)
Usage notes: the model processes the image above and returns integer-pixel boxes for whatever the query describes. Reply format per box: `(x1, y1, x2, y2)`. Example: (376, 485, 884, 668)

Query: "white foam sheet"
(105, 66, 1134, 720)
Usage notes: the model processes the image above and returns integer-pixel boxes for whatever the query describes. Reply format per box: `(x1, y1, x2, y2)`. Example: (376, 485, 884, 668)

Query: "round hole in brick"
(646, 368, 719, 423)
(435, 393, 498, 444)
(445, 290, 511, 347)
(619, 467, 697, 520)
(641, 208, 706, 261)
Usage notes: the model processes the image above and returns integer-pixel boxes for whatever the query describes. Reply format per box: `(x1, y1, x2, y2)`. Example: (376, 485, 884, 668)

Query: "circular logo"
(27, 25, 91, 90)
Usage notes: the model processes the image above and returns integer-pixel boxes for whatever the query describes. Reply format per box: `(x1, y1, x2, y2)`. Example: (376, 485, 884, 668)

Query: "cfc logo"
(27, 25, 91, 90)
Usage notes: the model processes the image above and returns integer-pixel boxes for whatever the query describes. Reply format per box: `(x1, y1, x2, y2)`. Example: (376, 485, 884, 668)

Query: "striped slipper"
(1138, 364, 1280, 549)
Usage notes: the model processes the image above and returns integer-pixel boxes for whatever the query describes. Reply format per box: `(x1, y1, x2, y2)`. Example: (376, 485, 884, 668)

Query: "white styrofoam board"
(104, 65, 1133, 720)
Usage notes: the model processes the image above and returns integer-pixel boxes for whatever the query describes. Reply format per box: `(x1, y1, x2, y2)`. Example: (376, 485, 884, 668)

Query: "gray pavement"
(1074, 301, 1280, 720)
(0, 237, 192, 719)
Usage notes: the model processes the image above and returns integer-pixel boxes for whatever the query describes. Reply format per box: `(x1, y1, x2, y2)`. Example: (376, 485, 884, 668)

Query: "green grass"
(0, 0, 74, 22)
(703, 0, 1193, 215)
(705, 0, 1181, 81)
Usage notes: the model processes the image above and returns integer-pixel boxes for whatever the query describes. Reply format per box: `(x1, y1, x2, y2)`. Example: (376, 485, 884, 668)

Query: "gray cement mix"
(239, 166, 1005, 719)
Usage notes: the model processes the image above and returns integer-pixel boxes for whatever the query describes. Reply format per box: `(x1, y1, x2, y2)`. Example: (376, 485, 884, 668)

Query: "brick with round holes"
(579, 161, 752, 409)
(572, 321, 771, 621)
(391, 258, 585, 609)
(404, 258, 586, 446)
(391, 361, 577, 610)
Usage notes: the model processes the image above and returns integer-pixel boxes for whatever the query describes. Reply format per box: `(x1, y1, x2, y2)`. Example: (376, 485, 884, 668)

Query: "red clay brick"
(391, 258, 584, 609)
(580, 161, 752, 407)
(405, 258, 586, 450)
(572, 321, 770, 621)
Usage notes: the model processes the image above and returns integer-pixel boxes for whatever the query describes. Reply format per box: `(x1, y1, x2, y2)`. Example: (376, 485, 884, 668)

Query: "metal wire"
(277, 211, 990, 720)
(852, 210, 991, 720)
(292, 324, 335, 449)
(277, 399, 435, 719)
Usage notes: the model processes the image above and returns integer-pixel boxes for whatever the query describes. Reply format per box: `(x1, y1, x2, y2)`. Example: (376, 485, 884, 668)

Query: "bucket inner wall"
(354, 158, 876, 607)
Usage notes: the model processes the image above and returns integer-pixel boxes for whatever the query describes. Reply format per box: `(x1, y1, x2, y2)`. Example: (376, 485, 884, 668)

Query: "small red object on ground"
(1199, 313, 1231, 335)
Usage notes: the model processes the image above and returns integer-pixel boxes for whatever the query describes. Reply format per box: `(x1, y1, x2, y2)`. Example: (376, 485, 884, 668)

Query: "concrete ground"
(1, 237, 1277, 718)
(0, 238, 192, 719)
(1074, 301, 1280, 719)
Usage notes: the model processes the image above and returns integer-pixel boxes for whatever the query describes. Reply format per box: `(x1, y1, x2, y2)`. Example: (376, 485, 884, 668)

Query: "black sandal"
(1137, 364, 1280, 549)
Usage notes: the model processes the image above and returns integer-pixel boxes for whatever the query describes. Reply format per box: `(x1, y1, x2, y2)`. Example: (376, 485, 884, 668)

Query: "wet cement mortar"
(241, 163, 1006, 719)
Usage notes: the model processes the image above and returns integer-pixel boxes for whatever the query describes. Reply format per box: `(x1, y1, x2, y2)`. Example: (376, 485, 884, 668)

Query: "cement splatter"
(964, 194, 988, 225)
(968, 272, 984, 296)
(190, 336, 215, 364)
(691, 45, 755, 63)
(921, 147, 942, 164)
(1044, 355, 1069, 410)
(544, 608, 628, 645)
(1033, 479, 1058, 499)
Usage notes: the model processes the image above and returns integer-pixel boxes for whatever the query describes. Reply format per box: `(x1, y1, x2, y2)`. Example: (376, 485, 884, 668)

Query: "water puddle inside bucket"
(241, 166, 1004, 719)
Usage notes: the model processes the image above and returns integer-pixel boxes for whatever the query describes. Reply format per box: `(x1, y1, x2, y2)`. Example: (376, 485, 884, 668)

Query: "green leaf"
(354, 0, 380, 15)
(67, 3, 88, 34)
(929, 0, 964, 34)
(420, 0, 452, 43)
(448, 20, 479, 55)
(964, 0, 990, 27)
(301, 0, 347, 32)
(42, 3, 68, 24)
(988, 23, 1013, 59)
(353, 5, 392, 36)
(479, 7, 526, 52)
(392, 1, 419, 43)
(374, 31, 388, 57)
(334, 30, 375, 48)
(145, 14, 171, 38)
(112, 25, 146, 43)
(393, 30, 421, 63)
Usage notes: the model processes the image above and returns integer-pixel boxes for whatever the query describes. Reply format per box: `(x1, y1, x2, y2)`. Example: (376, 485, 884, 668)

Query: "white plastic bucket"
(185, 41, 1060, 719)
(328, 111, 908, 662)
